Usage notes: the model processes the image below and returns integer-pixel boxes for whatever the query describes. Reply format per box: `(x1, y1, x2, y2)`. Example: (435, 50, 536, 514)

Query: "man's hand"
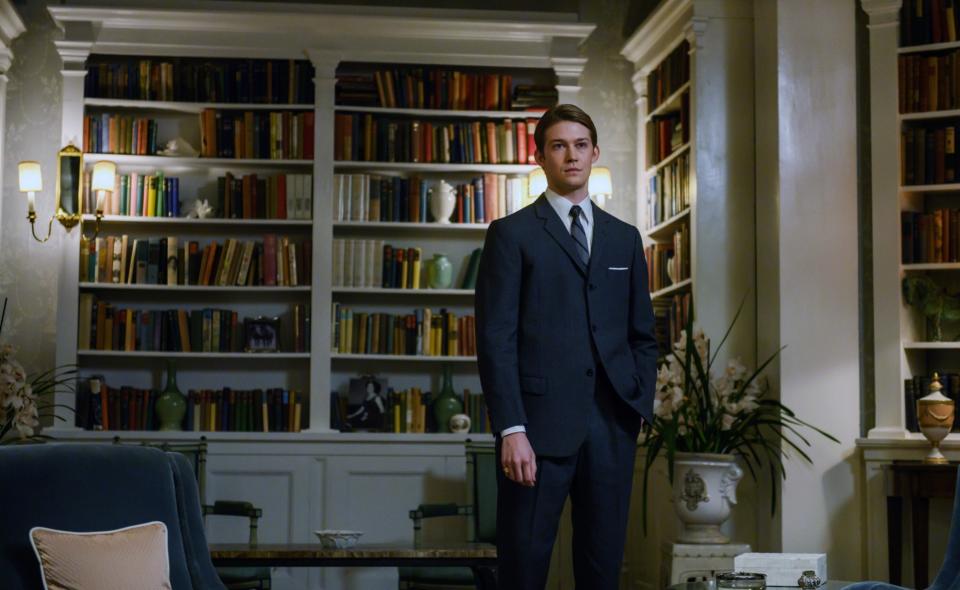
(501, 432, 537, 487)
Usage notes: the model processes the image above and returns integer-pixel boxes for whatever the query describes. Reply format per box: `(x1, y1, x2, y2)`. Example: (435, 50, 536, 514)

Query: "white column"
(0, 0, 25, 257)
(305, 50, 338, 433)
(550, 37, 587, 106)
(51, 28, 92, 431)
(632, 70, 649, 231)
(863, 0, 908, 439)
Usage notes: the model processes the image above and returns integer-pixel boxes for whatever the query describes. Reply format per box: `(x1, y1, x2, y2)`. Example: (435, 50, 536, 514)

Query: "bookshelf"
(48, 4, 594, 439)
(863, 0, 960, 440)
(622, 0, 756, 367)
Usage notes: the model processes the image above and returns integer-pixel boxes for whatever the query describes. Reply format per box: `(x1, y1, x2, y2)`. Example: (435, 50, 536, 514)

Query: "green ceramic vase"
(432, 364, 463, 433)
(155, 360, 186, 431)
(428, 253, 453, 289)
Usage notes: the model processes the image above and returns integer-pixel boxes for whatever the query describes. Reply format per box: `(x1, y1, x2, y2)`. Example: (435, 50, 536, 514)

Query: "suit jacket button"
(586, 369, 594, 377)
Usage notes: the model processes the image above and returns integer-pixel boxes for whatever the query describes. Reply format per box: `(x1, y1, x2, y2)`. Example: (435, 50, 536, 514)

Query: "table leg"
(888, 496, 903, 586)
(472, 565, 498, 590)
(912, 497, 930, 590)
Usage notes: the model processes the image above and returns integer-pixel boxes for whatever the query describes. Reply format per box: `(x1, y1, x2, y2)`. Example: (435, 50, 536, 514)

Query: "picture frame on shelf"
(345, 374, 388, 431)
(244, 316, 280, 352)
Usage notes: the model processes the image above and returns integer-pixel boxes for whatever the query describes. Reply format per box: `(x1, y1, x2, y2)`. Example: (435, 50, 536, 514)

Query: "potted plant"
(902, 275, 960, 342)
(0, 297, 76, 443)
(641, 302, 838, 543)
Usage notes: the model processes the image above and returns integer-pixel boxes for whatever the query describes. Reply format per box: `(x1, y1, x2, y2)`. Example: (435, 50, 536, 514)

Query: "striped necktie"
(570, 205, 589, 266)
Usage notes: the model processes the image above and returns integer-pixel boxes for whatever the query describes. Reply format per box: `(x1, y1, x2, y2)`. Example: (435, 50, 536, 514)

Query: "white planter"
(672, 452, 743, 544)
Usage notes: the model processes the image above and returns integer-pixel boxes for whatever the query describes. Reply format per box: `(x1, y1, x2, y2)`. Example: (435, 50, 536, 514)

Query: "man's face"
(534, 120, 599, 194)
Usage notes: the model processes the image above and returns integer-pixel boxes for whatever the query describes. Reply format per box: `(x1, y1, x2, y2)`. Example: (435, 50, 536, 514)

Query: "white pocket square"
(608, 266, 629, 271)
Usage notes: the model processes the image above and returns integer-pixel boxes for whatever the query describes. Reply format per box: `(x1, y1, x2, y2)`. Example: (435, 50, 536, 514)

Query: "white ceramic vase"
(672, 452, 743, 543)
(429, 179, 457, 224)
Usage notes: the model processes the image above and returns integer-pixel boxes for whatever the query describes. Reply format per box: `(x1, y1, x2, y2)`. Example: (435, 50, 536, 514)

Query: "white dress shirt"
(501, 189, 594, 438)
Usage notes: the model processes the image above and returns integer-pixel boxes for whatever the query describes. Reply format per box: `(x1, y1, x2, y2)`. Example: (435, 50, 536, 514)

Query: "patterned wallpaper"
(0, 0, 638, 374)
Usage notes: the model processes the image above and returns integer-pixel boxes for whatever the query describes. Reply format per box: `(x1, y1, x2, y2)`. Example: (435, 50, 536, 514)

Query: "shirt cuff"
(500, 425, 526, 437)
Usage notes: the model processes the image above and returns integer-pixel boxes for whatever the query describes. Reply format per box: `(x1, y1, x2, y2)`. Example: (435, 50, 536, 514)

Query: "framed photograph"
(345, 374, 387, 431)
(244, 317, 280, 353)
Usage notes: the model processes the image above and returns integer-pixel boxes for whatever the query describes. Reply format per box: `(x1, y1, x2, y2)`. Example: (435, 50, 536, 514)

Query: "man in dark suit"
(475, 104, 658, 589)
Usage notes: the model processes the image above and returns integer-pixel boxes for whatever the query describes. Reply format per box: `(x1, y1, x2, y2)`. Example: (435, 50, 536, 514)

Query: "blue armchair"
(844, 468, 960, 590)
(0, 443, 226, 590)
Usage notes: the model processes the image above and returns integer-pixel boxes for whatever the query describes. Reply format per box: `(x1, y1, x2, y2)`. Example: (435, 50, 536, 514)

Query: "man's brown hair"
(533, 104, 598, 153)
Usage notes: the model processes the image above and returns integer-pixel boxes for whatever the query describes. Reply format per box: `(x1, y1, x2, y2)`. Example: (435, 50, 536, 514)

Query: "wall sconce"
(526, 166, 614, 207)
(19, 145, 115, 242)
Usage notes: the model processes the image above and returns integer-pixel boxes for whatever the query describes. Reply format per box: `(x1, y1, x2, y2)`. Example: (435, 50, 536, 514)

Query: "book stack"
(899, 0, 960, 48)
(80, 234, 311, 287)
(219, 172, 313, 219)
(644, 226, 690, 293)
(83, 171, 180, 218)
(331, 305, 476, 357)
(901, 124, 960, 185)
(199, 109, 314, 160)
(646, 40, 690, 111)
(901, 209, 960, 263)
(336, 66, 515, 110)
(83, 114, 159, 155)
(646, 151, 690, 227)
(332, 240, 480, 290)
(333, 114, 537, 164)
(333, 173, 528, 223)
(85, 57, 315, 104)
(899, 50, 960, 113)
(652, 292, 693, 359)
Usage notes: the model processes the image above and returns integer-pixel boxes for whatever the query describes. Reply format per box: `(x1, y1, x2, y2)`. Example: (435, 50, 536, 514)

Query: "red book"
(526, 119, 537, 163)
(263, 234, 277, 286)
(303, 112, 315, 160)
(517, 121, 527, 166)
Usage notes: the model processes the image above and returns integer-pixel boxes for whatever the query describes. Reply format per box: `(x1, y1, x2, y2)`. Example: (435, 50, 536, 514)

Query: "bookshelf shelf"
(333, 161, 537, 174)
(645, 81, 691, 122)
(83, 215, 313, 228)
(650, 277, 693, 300)
(898, 40, 960, 54)
(903, 342, 960, 350)
(644, 207, 691, 240)
(79, 283, 312, 293)
(78, 351, 312, 359)
(899, 109, 960, 121)
(334, 105, 543, 119)
(333, 221, 489, 232)
(83, 153, 313, 168)
(901, 263, 960, 271)
(331, 353, 478, 362)
(333, 287, 473, 296)
(900, 183, 960, 192)
(645, 142, 691, 176)
(84, 98, 314, 113)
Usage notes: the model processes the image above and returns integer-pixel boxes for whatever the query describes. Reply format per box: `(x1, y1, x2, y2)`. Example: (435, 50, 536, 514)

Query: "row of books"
(331, 305, 476, 357)
(901, 124, 960, 186)
(334, 114, 538, 164)
(337, 68, 517, 111)
(332, 240, 481, 290)
(645, 152, 690, 230)
(904, 372, 960, 432)
(84, 57, 315, 104)
(333, 173, 528, 224)
(82, 171, 180, 218)
(81, 235, 310, 288)
(653, 292, 693, 359)
(647, 110, 688, 169)
(647, 40, 690, 112)
(645, 226, 690, 294)
(900, 209, 960, 263)
(77, 380, 306, 432)
(78, 298, 311, 353)
(898, 53, 960, 113)
(900, 0, 960, 48)
(219, 172, 313, 220)
(200, 109, 315, 160)
(84, 115, 159, 155)
(329, 387, 491, 434)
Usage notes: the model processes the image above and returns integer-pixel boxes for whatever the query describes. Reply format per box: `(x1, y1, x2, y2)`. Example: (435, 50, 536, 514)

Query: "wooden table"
(885, 461, 958, 589)
(209, 542, 497, 589)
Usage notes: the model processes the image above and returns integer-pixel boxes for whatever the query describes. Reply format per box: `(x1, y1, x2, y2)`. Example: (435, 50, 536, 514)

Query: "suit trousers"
(494, 365, 640, 590)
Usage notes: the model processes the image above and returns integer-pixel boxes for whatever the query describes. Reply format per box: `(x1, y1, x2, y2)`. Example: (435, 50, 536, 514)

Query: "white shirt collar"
(544, 188, 593, 227)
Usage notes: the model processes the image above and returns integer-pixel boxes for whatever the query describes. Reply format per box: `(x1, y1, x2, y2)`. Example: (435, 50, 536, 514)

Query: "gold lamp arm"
(27, 211, 54, 243)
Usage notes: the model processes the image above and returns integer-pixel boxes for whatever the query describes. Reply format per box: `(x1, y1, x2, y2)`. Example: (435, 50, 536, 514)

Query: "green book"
(460, 247, 482, 289)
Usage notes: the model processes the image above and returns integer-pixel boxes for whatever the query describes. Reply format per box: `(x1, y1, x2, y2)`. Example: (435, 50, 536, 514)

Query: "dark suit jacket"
(475, 193, 659, 457)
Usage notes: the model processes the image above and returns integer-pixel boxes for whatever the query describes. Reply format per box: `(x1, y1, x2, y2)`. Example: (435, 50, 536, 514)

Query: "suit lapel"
(534, 194, 587, 276)
(588, 201, 611, 278)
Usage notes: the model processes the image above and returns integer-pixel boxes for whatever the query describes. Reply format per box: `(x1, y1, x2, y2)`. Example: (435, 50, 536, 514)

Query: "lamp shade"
(588, 167, 613, 196)
(18, 161, 42, 192)
(528, 168, 547, 197)
(91, 160, 117, 192)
